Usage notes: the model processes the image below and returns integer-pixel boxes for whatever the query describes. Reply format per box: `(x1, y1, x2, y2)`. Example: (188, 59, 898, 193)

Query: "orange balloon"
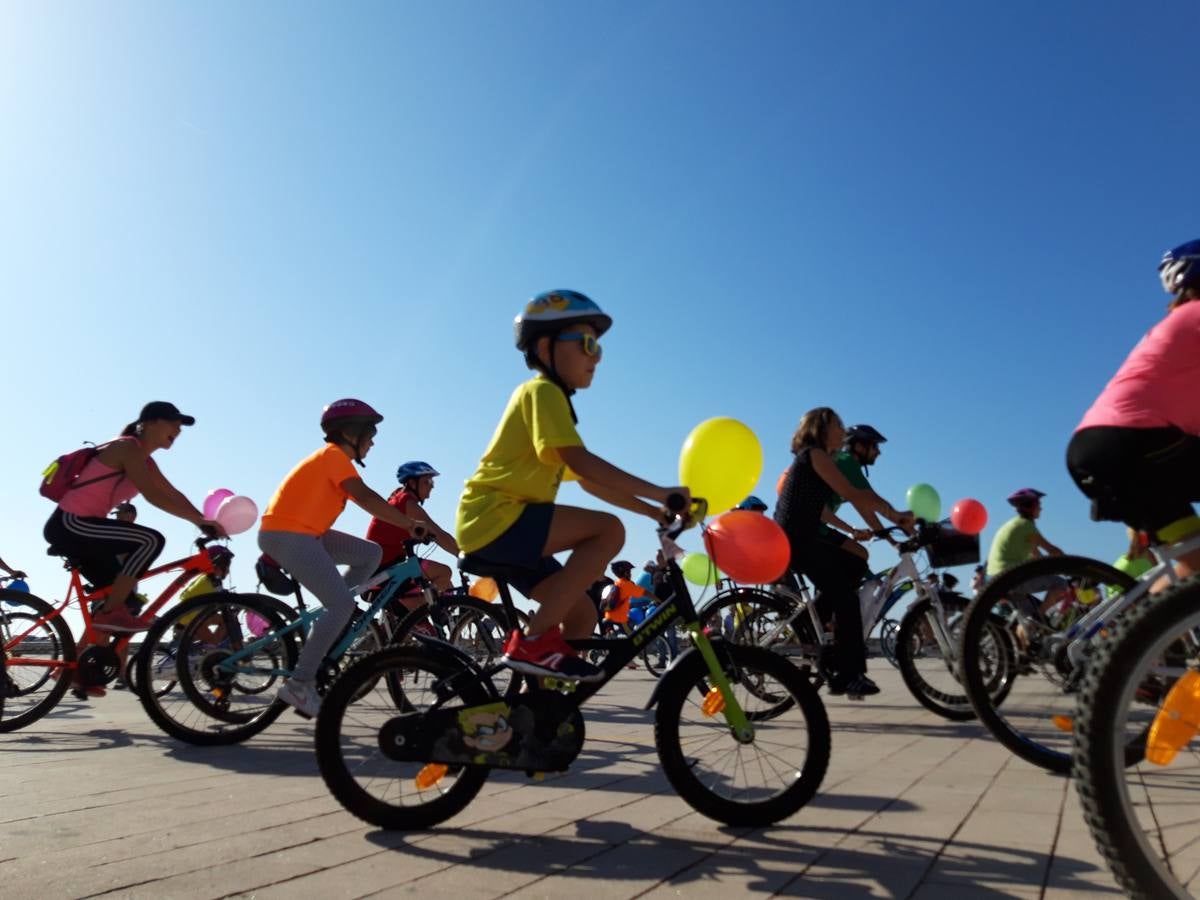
(776, 466, 789, 496)
(468, 576, 499, 602)
(703, 510, 791, 584)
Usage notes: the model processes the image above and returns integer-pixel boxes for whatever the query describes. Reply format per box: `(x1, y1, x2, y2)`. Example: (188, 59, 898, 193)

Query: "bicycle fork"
(687, 624, 753, 742)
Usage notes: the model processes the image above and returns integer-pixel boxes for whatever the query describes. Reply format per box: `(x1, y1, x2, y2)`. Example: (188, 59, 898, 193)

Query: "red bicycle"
(0, 536, 226, 732)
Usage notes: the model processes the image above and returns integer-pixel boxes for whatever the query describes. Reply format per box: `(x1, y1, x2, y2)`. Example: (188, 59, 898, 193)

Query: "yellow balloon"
(678, 417, 763, 517)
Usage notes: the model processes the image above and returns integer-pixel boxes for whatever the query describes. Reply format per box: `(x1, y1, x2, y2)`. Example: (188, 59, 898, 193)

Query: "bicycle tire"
(960, 555, 1136, 773)
(0, 590, 76, 733)
(640, 635, 673, 677)
(316, 646, 492, 829)
(137, 593, 298, 746)
(393, 596, 518, 697)
(125, 644, 176, 699)
(1073, 577, 1200, 900)
(698, 588, 798, 645)
(896, 596, 981, 721)
(654, 644, 830, 826)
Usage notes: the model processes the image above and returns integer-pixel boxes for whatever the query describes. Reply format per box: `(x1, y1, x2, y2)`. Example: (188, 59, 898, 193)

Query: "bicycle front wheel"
(1073, 576, 1200, 899)
(316, 646, 492, 830)
(137, 593, 298, 745)
(654, 644, 830, 826)
(896, 596, 981, 721)
(0, 590, 75, 733)
(960, 555, 1136, 773)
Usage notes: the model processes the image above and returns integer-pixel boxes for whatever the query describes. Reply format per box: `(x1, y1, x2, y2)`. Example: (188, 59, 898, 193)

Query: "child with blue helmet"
(456, 290, 690, 681)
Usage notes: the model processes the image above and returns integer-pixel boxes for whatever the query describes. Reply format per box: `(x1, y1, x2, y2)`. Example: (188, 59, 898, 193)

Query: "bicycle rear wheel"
(137, 593, 298, 745)
(0, 590, 75, 733)
(960, 555, 1136, 773)
(654, 644, 830, 826)
(316, 646, 492, 829)
(1073, 577, 1200, 900)
(393, 597, 518, 697)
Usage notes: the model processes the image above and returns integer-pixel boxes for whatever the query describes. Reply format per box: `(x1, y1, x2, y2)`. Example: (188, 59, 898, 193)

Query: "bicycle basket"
(926, 525, 980, 568)
(255, 554, 298, 596)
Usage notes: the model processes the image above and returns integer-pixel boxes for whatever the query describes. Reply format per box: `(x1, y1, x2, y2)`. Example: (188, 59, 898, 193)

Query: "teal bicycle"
(136, 543, 515, 746)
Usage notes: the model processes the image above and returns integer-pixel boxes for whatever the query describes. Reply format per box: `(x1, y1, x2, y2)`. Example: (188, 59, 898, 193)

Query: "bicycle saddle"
(45, 544, 84, 569)
(457, 553, 538, 584)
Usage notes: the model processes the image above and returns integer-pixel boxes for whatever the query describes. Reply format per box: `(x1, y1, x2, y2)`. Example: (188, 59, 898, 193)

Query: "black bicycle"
(315, 496, 831, 830)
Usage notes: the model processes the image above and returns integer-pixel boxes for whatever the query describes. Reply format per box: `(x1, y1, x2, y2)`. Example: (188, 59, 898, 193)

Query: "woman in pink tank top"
(1067, 239, 1200, 579)
(43, 401, 225, 636)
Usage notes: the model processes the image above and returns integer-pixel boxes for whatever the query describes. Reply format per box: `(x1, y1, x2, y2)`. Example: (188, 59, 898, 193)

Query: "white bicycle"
(700, 521, 1014, 718)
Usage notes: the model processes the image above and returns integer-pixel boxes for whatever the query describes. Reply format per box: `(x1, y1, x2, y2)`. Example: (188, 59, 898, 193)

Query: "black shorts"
(469, 503, 562, 598)
(1067, 426, 1200, 533)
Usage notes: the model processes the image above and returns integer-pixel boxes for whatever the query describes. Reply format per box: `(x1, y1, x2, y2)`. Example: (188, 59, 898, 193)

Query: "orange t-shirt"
(261, 444, 359, 536)
(603, 578, 648, 623)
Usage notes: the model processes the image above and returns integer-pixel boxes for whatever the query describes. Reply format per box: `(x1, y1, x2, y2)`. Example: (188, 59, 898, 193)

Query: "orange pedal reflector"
(1051, 714, 1073, 733)
(1148, 672, 1200, 766)
(702, 686, 725, 717)
(415, 763, 449, 789)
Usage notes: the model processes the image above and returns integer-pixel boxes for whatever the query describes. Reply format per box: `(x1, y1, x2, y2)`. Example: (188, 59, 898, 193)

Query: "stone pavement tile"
(910, 884, 1040, 899)
(954, 811, 1061, 850)
(775, 833, 940, 899)
(923, 841, 1051, 895)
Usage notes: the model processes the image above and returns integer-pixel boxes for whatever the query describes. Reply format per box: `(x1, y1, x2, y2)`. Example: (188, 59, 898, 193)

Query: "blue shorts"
(471, 503, 562, 598)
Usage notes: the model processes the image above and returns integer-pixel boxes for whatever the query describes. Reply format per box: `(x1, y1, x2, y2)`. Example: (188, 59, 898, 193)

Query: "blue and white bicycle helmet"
(1159, 239, 1200, 296)
(514, 290, 612, 353)
(396, 461, 440, 484)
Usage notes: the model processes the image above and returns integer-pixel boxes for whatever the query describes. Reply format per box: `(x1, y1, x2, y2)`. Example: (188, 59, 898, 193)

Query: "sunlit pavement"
(0, 666, 1121, 899)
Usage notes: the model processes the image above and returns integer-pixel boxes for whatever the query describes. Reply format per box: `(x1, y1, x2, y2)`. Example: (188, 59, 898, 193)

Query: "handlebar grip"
(665, 492, 687, 513)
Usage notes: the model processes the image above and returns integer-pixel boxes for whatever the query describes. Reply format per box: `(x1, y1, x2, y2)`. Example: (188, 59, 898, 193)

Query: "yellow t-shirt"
(175, 574, 218, 626)
(456, 376, 583, 553)
(261, 444, 359, 536)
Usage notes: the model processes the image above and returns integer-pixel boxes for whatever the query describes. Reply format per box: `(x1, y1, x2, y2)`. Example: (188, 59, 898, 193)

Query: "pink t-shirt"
(58, 437, 150, 518)
(1078, 302, 1200, 436)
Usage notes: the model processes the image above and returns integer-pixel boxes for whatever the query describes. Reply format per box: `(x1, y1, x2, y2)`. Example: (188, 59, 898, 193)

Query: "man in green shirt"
(822, 424, 891, 560)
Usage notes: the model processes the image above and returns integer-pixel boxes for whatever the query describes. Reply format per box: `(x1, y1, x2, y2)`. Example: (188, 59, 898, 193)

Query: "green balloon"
(906, 483, 942, 522)
(681, 552, 722, 588)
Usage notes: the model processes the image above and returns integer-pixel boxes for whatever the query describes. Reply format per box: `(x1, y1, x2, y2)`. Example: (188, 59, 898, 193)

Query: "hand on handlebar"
(411, 522, 431, 540)
(198, 519, 228, 539)
(894, 510, 917, 535)
(851, 528, 874, 542)
(659, 487, 694, 522)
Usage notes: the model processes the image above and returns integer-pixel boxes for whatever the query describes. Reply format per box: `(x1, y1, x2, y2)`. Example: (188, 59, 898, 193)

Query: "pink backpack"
(39, 441, 122, 502)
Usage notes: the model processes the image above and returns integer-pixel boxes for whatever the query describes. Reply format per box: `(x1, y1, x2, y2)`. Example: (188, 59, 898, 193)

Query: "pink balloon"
(246, 611, 271, 638)
(216, 495, 259, 536)
(203, 488, 235, 520)
(951, 498, 988, 536)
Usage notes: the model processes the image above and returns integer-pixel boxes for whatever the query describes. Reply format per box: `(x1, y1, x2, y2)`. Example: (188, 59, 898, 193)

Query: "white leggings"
(258, 529, 382, 682)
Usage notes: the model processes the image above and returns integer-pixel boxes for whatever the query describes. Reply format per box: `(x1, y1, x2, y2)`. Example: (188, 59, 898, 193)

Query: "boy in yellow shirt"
(456, 290, 688, 681)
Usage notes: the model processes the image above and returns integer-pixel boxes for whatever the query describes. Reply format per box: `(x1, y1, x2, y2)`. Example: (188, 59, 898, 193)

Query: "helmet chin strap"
(542, 338, 579, 424)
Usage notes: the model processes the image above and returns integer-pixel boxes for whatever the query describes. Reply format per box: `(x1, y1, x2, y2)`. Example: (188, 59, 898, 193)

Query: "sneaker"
(70, 685, 107, 700)
(91, 607, 150, 633)
(502, 629, 605, 682)
(828, 674, 880, 698)
(276, 679, 321, 718)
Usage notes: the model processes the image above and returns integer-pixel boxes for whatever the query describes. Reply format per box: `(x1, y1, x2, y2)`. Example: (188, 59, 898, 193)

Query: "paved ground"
(0, 667, 1123, 900)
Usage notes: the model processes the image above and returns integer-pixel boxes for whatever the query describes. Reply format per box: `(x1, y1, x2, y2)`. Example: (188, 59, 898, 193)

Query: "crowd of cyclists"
(4, 241, 1200, 877)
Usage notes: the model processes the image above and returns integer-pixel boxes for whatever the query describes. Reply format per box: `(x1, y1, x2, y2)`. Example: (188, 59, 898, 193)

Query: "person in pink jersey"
(1067, 239, 1200, 578)
(43, 401, 225, 634)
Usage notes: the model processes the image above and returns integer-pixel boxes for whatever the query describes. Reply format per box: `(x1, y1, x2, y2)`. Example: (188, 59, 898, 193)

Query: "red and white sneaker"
(91, 607, 151, 633)
(502, 628, 604, 682)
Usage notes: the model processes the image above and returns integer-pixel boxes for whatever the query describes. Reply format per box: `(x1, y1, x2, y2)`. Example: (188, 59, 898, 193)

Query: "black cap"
(138, 401, 195, 426)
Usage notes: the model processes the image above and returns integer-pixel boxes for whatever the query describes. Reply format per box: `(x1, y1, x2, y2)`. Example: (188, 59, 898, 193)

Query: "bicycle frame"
(209, 554, 430, 679)
(1055, 531, 1200, 668)
(2, 546, 218, 673)
(470, 513, 755, 739)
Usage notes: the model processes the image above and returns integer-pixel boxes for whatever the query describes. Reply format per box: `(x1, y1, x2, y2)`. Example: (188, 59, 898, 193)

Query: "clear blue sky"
(2, 2, 1195, 615)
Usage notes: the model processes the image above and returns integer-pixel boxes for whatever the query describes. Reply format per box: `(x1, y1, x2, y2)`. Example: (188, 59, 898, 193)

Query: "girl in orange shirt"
(259, 399, 424, 718)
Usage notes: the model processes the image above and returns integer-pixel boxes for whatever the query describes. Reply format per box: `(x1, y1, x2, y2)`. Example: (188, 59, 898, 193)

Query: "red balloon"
(951, 498, 988, 535)
(703, 510, 791, 584)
